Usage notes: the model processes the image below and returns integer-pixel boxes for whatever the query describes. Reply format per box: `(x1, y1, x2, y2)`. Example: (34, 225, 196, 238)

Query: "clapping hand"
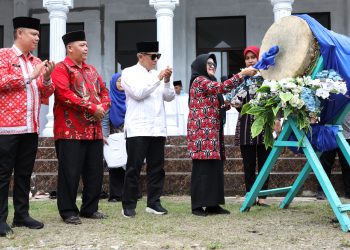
(158, 66, 173, 83)
(31, 60, 56, 81)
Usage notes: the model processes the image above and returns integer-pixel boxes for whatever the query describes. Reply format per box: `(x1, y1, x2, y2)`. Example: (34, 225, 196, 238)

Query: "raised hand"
(163, 66, 173, 83)
(30, 60, 56, 81)
(240, 66, 258, 77)
(43, 61, 56, 81)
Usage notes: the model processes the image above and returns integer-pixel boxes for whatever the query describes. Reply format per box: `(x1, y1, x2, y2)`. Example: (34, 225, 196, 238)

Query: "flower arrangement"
(241, 69, 347, 148)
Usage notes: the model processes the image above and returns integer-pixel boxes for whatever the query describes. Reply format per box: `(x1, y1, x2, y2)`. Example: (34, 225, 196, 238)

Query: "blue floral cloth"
(253, 45, 279, 70)
(289, 124, 339, 153)
(297, 14, 350, 124)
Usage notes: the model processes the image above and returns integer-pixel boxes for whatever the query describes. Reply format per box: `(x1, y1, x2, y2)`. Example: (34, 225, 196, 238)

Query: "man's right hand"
(30, 60, 48, 81)
(93, 104, 106, 120)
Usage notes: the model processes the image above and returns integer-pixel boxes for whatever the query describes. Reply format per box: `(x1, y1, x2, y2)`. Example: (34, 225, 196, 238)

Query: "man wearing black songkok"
(52, 31, 110, 225)
(0, 16, 55, 236)
(120, 41, 174, 217)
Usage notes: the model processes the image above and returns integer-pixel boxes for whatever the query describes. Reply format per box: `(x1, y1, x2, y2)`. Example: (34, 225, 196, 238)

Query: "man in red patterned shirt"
(0, 17, 55, 237)
(51, 31, 110, 225)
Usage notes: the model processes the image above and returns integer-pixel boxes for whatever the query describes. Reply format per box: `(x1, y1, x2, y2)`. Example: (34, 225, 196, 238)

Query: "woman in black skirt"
(187, 54, 257, 216)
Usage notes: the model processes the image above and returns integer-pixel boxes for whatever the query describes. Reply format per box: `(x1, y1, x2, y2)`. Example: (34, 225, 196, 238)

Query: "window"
(115, 20, 156, 71)
(38, 22, 84, 60)
(294, 12, 331, 29)
(0, 25, 3, 48)
(196, 16, 246, 79)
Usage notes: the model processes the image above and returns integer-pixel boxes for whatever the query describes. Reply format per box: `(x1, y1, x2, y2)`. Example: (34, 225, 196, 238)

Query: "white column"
(149, 0, 179, 71)
(14, 0, 28, 17)
(42, 0, 73, 137)
(271, 0, 294, 21)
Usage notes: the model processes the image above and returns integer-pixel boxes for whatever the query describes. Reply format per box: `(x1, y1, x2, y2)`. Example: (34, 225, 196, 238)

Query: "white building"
(1, 0, 349, 136)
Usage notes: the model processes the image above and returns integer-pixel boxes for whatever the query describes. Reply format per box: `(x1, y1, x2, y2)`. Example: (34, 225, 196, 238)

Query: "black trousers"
(0, 133, 38, 222)
(109, 168, 125, 199)
(318, 139, 350, 196)
(55, 139, 103, 219)
(122, 136, 165, 209)
(240, 144, 270, 198)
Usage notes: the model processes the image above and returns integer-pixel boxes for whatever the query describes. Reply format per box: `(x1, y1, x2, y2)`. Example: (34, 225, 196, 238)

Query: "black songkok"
(13, 17, 40, 31)
(136, 41, 159, 53)
(173, 80, 182, 87)
(62, 31, 86, 46)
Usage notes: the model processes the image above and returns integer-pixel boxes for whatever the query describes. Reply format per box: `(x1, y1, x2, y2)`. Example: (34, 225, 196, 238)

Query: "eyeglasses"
(143, 53, 161, 61)
(207, 62, 217, 68)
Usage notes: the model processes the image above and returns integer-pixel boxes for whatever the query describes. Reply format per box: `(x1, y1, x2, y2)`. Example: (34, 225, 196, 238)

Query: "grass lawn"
(1, 196, 350, 249)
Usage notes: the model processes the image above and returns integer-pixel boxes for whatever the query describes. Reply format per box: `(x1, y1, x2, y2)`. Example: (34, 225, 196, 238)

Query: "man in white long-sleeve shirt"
(121, 41, 174, 218)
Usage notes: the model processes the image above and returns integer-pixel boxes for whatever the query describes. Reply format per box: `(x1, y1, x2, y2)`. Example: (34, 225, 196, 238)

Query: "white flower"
(308, 79, 321, 88)
(237, 90, 247, 98)
(332, 81, 347, 94)
(289, 94, 300, 107)
(297, 99, 305, 109)
(316, 88, 330, 99)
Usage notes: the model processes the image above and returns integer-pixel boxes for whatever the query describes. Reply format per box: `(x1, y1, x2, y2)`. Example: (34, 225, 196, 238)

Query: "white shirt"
(121, 63, 175, 137)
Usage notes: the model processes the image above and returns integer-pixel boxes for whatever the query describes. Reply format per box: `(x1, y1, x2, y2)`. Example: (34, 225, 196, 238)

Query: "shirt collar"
(64, 56, 88, 69)
(137, 62, 155, 73)
(12, 44, 34, 60)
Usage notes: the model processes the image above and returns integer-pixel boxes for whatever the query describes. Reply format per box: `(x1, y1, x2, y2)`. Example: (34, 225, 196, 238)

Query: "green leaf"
(241, 103, 251, 115)
(264, 125, 274, 149)
(256, 86, 270, 93)
(265, 97, 278, 106)
(272, 106, 280, 116)
(279, 93, 293, 102)
(246, 106, 266, 116)
(251, 116, 266, 138)
(283, 107, 292, 118)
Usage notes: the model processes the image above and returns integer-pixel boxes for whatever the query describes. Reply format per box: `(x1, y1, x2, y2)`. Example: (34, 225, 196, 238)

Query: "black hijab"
(189, 53, 217, 90)
(189, 53, 226, 126)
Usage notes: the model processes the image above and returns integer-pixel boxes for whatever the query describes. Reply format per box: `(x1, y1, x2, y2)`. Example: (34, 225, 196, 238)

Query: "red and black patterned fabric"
(52, 57, 110, 140)
(0, 47, 54, 134)
(187, 75, 243, 160)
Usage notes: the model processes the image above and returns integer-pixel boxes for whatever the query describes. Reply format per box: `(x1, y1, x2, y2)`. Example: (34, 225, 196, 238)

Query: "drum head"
(260, 15, 318, 80)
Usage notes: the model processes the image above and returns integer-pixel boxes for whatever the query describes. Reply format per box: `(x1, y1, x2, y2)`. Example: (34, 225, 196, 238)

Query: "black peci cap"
(173, 80, 182, 86)
(62, 30, 86, 46)
(136, 41, 159, 53)
(13, 17, 40, 31)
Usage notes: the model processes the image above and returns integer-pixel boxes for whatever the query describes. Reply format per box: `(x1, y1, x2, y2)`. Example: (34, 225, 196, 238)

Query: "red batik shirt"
(52, 57, 110, 140)
(0, 45, 54, 135)
(187, 75, 243, 160)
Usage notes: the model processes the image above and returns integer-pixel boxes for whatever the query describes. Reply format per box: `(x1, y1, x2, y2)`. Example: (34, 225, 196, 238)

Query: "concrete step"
(30, 172, 346, 196)
(33, 157, 344, 174)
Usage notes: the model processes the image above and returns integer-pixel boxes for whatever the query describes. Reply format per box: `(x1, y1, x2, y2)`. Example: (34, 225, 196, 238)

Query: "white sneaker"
(145, 205, 168, 215)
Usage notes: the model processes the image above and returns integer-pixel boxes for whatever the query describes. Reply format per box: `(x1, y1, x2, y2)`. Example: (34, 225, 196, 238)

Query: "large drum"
(259, 15, 320, 80)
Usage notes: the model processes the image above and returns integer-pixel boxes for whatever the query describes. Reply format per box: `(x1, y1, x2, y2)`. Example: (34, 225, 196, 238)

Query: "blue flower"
(300, 87, 320, 112)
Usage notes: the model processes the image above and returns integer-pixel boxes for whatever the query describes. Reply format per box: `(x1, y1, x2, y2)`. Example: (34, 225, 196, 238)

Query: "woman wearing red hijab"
(233, 46, 280, 206)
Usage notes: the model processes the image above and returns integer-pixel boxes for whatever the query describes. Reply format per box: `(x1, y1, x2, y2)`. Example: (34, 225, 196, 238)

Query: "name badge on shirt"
(11, 63, 21, 68)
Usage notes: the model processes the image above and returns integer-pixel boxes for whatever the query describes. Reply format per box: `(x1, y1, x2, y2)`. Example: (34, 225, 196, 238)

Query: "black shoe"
(12, 216, 44, 229)
(108, 197, 121, 202)
(81, 211, 107, 219)
(49, 191, 57, 199)
(63, 215, 82, 225)
(0, 222, 13, 237)
(205, 206, 231, 215)
(192, 207, 208, 216)
(146, 204, 168, 215)
(316, 190, 326, 200)
(100, 191, 109, 199)
(122, 208, 136, 218)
